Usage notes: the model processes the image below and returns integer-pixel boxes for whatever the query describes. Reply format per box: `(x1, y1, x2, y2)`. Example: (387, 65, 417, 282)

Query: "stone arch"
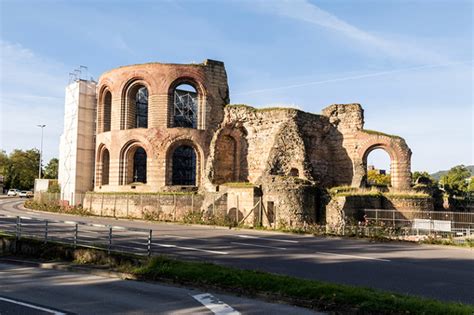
(212, 126, 249, 184)
(95, 144, 110, 186)
(121, 78, 151, 130)
(289, 168, 300, 177)
(97, 86, 112, 133)
(167, 77, 206, 130)
(356, 135, 411, 190)
(165, 139, 203, 186)
(119, 141, 148, 185)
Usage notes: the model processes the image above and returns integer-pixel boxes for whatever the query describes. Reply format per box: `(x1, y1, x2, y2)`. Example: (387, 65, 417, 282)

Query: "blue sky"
(0, 0, 472, 173)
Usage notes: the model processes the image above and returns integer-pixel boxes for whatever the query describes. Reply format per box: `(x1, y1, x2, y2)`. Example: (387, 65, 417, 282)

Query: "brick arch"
(167, 76, 207, 130)
(95, 144, 110, 186)
(118, 140, 150, 185)
(97, 85, 112, 133)
(211, 125, 248, 184)
(120, 78, 152, 130)
(164, 138, 204, 186)
(355, 134, 411, 190)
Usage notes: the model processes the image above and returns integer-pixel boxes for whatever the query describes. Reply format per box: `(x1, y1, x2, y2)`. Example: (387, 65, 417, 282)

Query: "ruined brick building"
(58, 59, 413, 227)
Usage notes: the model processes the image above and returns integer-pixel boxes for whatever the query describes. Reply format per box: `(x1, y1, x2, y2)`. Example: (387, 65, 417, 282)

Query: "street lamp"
(37, 124, 46, 179)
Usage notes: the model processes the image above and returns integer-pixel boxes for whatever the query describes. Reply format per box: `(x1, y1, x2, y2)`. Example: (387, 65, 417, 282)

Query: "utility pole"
(37, 124, 46, 179)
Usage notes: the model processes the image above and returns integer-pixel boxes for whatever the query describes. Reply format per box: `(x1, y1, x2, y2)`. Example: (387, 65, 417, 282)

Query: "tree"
(0, 150, 9, 176)
(367, 169, 391, 186)
(3, 149, 40, 190)
(44, 158, 59, 179)
(412, 171, 435, 185)
(440, 165, 471, 196)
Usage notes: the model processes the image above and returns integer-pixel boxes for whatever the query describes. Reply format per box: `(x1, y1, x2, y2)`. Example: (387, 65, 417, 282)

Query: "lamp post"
(37, 124, 46, 179)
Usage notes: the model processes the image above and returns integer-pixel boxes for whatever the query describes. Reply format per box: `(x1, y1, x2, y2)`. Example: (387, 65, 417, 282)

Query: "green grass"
(362, 129, 402, 139)
(88, 191, 198, 196)
(226, 104, 299, 112)
(222, 182, 256, 188)
(134, 256, 472, 314)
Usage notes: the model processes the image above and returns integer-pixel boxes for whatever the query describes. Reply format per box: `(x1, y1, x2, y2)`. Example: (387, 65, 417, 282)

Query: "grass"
(362, 129, 402, 139)
(222, 182, 256, 188)
(1, 235, 472, 314)
(226, 104, 299, 112)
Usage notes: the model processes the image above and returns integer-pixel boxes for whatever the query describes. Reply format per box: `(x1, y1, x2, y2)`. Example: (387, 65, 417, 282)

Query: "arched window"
(172, 145, 196, 185)
(289, 168, 299, 177)
(123, 83, 148, 129)
(135, 87, 148, 128)
(133, 147, 147, 183)
(173, 84, 198, 128)
(103, 91, 112, 132)
(101, 149, 110, 185)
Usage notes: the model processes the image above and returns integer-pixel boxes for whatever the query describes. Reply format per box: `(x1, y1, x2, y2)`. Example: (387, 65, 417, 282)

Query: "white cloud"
(0, 40, 67, 163)
(252, 0, 449, 64)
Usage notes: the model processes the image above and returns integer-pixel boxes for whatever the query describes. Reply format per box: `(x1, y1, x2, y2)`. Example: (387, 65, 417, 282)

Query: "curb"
(0, 257, 137, 280)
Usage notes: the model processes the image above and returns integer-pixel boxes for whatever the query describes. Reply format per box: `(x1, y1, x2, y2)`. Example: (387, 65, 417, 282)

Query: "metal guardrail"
(363, 209, 474, 236)
(0, 214, 153, 256)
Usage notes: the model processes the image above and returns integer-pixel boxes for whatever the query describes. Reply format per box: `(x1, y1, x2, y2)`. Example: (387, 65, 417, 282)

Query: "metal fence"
(363, 209, 474, 236)
(0, 214, 153, 256)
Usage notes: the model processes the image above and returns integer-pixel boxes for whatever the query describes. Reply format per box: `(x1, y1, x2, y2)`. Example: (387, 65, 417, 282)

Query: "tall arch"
(95, 145, 110, 186)
(98, 87, 112, 133)
(119, 141, 148, 185)
(168, 78, 206, 129)
(166, 140, 202, 186)
(121, 79, 150, 130)
(356, 135, 412, 190)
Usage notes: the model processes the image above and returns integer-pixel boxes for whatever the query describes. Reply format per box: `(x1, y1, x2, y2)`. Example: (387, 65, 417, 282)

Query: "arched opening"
(101, 149, 110, 185)
(119, 143, 148, 185)
(123, 82, 148, 129)
(214, 135, 237, 184)
(172, 83, 198, 128)
(103, 91, 112, 132)
(365, 148, 391, 188)
(289, 168, 299, 177)
(172, 145, 196, 186)
(133, 147, 147, 183)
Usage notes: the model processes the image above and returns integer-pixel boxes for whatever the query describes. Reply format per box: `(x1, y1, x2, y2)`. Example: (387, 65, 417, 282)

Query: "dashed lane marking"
(315, 251, 391, 262)
(231, 241, 287, 250)
(235, 234, 299, 243)
(154, 243, 229, 255)
(193, 293, 240, 315)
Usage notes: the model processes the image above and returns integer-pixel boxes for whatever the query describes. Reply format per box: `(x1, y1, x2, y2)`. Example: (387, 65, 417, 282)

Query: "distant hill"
(431, 165, 474, 181)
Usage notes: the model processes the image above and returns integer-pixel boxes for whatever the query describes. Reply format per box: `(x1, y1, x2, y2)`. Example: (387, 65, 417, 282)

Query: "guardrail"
(363, 209, 474, 236)
(0, 214, 153, 256)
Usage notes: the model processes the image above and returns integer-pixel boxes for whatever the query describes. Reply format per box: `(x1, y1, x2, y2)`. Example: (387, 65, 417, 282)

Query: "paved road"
(1, 198, 473, 304)
(0, 262, 317, 314)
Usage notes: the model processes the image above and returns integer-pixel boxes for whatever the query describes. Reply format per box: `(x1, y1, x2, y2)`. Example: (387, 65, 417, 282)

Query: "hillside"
(431, 165, 474, 181)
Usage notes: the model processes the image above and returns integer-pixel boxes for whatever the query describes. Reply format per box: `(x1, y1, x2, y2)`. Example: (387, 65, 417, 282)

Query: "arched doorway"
(171, 145, 197, 186)
(365, 148, 391, 188)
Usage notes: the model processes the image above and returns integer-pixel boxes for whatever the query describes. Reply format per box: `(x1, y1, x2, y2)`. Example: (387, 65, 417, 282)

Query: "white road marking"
(0, 296, 66, 315)
(64, 221, 77, 225)
(164, 234, 192, 239)
(154, 243, 228, 255)
(92, 224, 106, 228)
(20, 216, 32, 220)
(231, 242, 286, 250)
(236, 234, 299, 243)
(315, 251, 391, 262)
(193, 293, 240, 315)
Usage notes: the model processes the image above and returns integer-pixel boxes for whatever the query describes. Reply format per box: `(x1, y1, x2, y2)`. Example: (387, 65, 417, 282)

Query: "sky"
(0, 0, 472, 173)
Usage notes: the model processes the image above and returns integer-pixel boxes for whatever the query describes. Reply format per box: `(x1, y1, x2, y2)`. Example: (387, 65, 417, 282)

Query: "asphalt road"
(0, 262, 317, 314)
(1, 198, 473, 305)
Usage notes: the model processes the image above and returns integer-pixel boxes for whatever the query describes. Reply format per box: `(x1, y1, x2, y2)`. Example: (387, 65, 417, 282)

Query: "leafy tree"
(412, 171, 435, 185)
(3, 149, 40, 190)
(440, 165, 471, 196)
(367, 169, 391, 186)
(0, 150, 9, 176)
(468, 177, 474, 192)
(44, 158, 59, 179)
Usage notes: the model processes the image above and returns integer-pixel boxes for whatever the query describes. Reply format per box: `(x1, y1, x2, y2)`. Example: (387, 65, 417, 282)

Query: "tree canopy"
(440, 165, 472, 196)
(367, 169, 391, 186)
(44, 158, 59, 179)
(2, 149, 40, 190)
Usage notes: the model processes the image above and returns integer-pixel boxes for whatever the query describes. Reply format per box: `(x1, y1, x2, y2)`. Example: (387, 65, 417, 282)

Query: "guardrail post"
(108, 226, 112, 254)
(44, 220, 48, 244)
(16, 216, 21, 240)
(74, 224, 78, 248)
(148, 229, 152, 257)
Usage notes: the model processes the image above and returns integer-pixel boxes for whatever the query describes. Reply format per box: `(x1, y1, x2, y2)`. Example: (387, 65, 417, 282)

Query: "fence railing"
(0, 214, 153, 256)
(363, 209, 474, 236)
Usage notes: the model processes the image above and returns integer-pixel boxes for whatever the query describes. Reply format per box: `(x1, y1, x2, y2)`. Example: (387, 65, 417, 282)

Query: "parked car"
(19, 191, 33, 198)
(7, 189, 20, 196)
